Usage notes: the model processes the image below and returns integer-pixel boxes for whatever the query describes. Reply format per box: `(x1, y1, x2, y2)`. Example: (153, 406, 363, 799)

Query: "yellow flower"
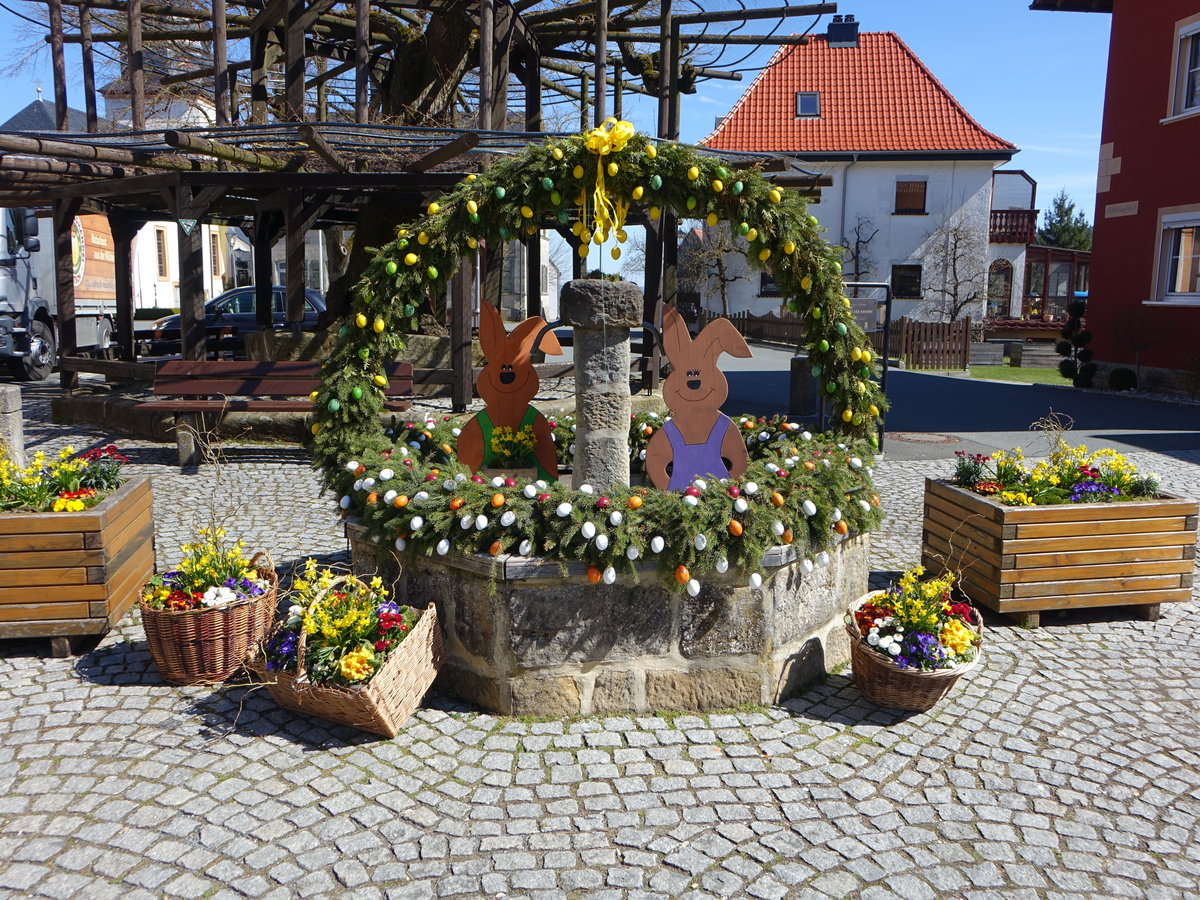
(941, 619, 976, 656)
(339, 647, 375, 682)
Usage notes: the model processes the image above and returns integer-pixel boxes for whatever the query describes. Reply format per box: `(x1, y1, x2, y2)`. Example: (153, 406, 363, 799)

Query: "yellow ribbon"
(585, 117, 635, 243)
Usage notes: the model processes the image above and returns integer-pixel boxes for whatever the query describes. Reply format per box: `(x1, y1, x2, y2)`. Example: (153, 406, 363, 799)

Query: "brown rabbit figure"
(457, 301, 564, 481)
(646, 305, 753, 491)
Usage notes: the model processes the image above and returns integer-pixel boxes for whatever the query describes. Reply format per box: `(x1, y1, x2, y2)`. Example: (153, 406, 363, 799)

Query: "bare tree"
(677, 225, 749, 317)
(919, 214, 988, 322)
(841, 216, 878, 284)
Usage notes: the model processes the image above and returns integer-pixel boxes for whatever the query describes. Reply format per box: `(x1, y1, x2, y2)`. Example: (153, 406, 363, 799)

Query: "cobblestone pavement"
(2, 379, 1199, 900)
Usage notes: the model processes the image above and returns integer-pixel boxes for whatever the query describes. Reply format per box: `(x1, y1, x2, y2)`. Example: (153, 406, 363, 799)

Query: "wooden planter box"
(922, 478, 1198, 627)
(0, 476, 155, 655)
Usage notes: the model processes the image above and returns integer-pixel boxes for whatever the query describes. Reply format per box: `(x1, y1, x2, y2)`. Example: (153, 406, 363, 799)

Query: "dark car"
(149, 286, 326, 341)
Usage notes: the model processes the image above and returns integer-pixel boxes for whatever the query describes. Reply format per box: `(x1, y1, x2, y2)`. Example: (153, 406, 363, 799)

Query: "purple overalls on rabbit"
(663, 417, 736, 490)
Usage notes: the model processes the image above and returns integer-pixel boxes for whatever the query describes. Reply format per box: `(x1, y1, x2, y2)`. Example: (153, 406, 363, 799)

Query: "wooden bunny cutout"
(646, 306, 753, 491)
(457, 301, 564, 481)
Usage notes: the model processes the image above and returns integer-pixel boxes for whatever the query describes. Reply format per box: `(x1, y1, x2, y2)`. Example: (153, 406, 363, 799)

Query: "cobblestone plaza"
(2, 381, 1198, 900)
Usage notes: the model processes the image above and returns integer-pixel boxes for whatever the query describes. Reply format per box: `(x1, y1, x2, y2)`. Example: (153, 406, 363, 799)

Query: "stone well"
(348, 523, 868, 716)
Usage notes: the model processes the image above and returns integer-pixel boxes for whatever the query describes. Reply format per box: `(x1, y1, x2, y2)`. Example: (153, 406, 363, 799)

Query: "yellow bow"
(584, 118, 635, 243)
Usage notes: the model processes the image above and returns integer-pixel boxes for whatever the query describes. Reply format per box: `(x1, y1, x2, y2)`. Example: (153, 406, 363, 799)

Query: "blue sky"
(0, 0, 1111, 221)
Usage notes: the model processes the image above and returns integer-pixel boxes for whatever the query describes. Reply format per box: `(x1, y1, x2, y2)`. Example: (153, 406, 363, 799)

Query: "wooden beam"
(298, 124, 348, 172)
(164, 131, 291, 171)
(110, 215, 138, 362)
(48, 0, 69, 130)
(479, 0, 495, 133)
(252, 209, 280, 328)
(355, 0, 368, 123)
(594, 0, 607, 126)
(405, 133, 480, 173)
(80, 2, 98, 132)
(0, 155, 126, 178)
(160, 59, 252, 87)
(127, 0, 146, 130)
(284, 0, 307, 121)
(174, 185, 206, 359)
(54, 197, 83, 388)
(284, 191, 305, 326)
(213, 0, 229, 126)
(450, 254, 474, 412)
(0, 132, 138, 165)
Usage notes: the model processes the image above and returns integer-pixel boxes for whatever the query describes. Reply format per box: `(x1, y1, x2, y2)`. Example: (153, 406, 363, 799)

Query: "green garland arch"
(311, 122, 888, 486)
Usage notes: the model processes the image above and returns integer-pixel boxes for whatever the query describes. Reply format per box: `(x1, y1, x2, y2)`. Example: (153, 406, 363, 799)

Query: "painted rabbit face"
(476, 301, 563, 410)
(661, 306, 752, 414)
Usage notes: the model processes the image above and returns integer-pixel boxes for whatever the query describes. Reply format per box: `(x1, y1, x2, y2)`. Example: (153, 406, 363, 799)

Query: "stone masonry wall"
(348, 525, 869, 717)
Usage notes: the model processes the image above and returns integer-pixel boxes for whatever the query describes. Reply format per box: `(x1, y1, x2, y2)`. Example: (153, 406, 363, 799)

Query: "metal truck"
(0, 207, 117, 380)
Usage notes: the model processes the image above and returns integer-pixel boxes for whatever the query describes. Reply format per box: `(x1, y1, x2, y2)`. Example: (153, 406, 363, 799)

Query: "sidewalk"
(1, 379, 1198, 900)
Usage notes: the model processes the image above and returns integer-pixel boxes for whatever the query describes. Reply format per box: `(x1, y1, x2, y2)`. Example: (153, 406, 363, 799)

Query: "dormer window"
(795, 92, 820, 118)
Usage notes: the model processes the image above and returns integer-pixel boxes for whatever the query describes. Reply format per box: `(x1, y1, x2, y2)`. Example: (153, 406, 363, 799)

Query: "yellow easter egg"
(706, 212, 718, 227)
(842, 408, 854, 422)
(607, 162, 619, 176)
(573, 164, 584, 179)
(552, 147, 564, 160)
(868, 404, 879, 417)
(611, 247, 621, 260)
(758, 248, 771, 261)
(355, 313, 367, 328)
(373, 317, 385, 333)
(862, 350, 872, 363)
(374, 374, 388, 387)
(711, 179, 723, 192)
(520, 205, 534, 219)
(646, 145, 657, 159)
(405, 253, 418, 266)
(649, 206, 661, 220)
(577, 244, 589, 258)
(851, 347, 862, 361)
(311, 423, 320, 435)
(746, 227, 758, 242)
(466, 199, 478, 215)
(687, 166, 700, 180)
(768, 189, 781, 203)
(417, 232, 429, 245)
(785, 242, 797, 256)
(800, 274, 811, 289)
(309, 391, 319, 402)
(427, 202, 440, 216)
(466, 236, 478, 249)
(465, 173, 477, 181)
(632, 186, 644, 200)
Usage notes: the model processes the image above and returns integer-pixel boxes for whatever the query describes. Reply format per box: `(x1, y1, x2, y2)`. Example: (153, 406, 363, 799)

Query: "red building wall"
(1089, 0, 1200, 372)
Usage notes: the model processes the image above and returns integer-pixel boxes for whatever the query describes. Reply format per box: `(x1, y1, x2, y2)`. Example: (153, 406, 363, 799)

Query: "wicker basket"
(846, 590, 983, 712)
(140, 553, 278, 686)
(257, 577, 444, 738)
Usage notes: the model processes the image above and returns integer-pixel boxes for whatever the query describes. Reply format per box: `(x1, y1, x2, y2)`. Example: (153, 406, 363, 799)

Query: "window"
(894, 181, 927, 215)
(1174, 29, 1200, 115)
(540, 265, 548, 294)
(987, 259, 1013, 318)
(155, 229, 168, 278)
(795, 92, 820, 118)
(209, 232, 220, 277)
(891, 264, 922, 299)
(217, 291, 254, 315)
(1166, 224, 1200, 296)
(760, 272, 780, 297)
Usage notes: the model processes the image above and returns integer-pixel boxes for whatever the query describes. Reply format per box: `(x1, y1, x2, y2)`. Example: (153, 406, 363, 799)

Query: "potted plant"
(923, 418, 1198, 626)
(257, 561, 443, 737)
(0, 444, 154, 656)
(139, 528, 276, 685)
(845, 567, 983, 711)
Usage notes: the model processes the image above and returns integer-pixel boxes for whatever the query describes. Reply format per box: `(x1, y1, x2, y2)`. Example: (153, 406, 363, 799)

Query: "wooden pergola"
(1, 0, 837, 400)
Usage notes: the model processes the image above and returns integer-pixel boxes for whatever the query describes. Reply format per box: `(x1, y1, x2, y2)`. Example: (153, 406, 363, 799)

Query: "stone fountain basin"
(347, 521, 868, 716)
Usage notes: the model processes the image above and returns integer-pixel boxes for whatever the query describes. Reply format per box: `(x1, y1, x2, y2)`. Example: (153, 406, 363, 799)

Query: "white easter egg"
(801, 558, 814, 574)
(436, 539, 450, 555)
(523, 485, 538, 499)
(694, 479, 707, 491)
(772, 521, 785, 536)
(734, 498, 749, 514)
(414, 491, 429, 500)
(802, 431, 812, 441)
(409, 516, 424, 530)
(684, 495, 699, 507)
(715, 557, 729, 574)
(687, 579, 701, 597)
(475, 515, 488, 530)
(650, 536, 665, 553)
(380, 469, 394, 481)
(460, 515, 473, 530)
(519, 539, 533, 556)
(859, 500, 871, 512)
(361, 478, 376, 490)
(501, 511, 516, 527)
(394, 537, 407, 551)
(556, 502, 573, 517)
(443, 480, 456, 491)
(832, 508, 842, 521)
(536, 480, 547, 489)
(353, 480, 362, 492)
(384, 490, 398, 505)
(603, 566, 617, 585)
(454, 473, 467, 483)
(850, 457, 863, 469)
(579, 483, 594, 494)
(345, 460, 360, 473)
(595, 534, 609, 551)
(694, 534, 707, 551)
(339, 495, 351, 509)
(581, 521, 597, 539)
(802, 500, 817, 517)
(609, 511, 623, 526)
(451, 427, 461, 437)
(491, 476, 505, 488)
(817, 551, 831, 567)
(745, 482, 759, 495)
(749, 573, 763, 589)
(626, 545, 640, 560)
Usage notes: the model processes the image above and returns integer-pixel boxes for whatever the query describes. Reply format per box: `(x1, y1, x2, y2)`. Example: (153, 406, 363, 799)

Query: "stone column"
(0, 385, 26, 467)
(560, 279, 642, 489)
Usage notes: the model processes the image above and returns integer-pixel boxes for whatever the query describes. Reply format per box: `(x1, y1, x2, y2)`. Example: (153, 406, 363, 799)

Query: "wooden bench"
(141, 360, 414, 466)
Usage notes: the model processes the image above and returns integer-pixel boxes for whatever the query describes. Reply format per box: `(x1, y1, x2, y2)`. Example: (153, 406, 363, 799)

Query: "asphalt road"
(718, 342, 1200, 462)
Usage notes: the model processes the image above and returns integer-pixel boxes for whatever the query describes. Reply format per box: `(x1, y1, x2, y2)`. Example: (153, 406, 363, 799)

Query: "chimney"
(827, 13, 860, 48)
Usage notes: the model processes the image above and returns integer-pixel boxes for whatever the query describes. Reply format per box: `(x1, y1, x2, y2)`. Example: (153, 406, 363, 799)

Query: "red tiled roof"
(700, 32, 1016, 155)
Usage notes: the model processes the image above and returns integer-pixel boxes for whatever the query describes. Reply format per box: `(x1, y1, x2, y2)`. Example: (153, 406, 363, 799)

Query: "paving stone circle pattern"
(1, 379, 1198, 900)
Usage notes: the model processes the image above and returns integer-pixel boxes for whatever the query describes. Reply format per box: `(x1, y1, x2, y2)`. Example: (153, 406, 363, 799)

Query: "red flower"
(399, 624, 409, 632)
(375, 640, 389, 651)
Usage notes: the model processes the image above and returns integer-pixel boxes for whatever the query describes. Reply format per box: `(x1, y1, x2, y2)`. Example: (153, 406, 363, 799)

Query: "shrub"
(1109, 367, 1138, 392)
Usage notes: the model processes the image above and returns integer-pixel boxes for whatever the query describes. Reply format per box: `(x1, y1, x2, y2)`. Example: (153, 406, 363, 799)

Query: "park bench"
(141, 359, 414, 466)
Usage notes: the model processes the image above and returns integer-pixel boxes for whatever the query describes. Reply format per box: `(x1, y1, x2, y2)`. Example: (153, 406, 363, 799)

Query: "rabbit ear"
(694, 317, 753, 364)
(478, 301, 506, 357)
(509, 317, 565, 360)
(662, 305, 692, 364)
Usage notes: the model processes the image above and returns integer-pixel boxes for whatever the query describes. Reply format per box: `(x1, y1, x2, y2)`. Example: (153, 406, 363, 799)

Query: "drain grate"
(887, 431, 962, 444)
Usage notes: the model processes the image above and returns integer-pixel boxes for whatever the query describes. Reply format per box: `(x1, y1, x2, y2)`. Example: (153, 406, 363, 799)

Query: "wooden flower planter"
(0, 476, 155, 655)
(922, 478, 1198, 627)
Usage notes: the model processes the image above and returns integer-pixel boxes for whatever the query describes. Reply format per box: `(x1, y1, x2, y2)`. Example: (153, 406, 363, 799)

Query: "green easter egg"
(327, 398, 341, 411)
(426, 266, 438, 279)
(812, 307, 822, 319)
(358, 347, 370, 360)
(811, 364, 822, 376)
(494, 186, 506, 199)
(787, 300, 799, 313)
(860, 365, 871, 378)
(807, 215, 818, 226)
(870, 434, 879, 447)
(541, 177, 554, 190)
(686, 196, 697, 210)
(826, 382, 837, 394)
(397, 239, 408, 250)
(732, 181, 744, 195)
(715, 166, 730, 180)
(338, 326, 348, 338)
(738, 222, 750, 235)
(499, 226, 510, 240)
(557, 210, 569, 224)
(836, 322, 848, 335)
(385, 260, 398, 275)
(550, 191, 562, 205)
(403, 304, 415, 316)
(469, 213, 480, 224)
(819, 339, 829, 353)
(351, 386, 363, 400)
(650, 174, 663, 190)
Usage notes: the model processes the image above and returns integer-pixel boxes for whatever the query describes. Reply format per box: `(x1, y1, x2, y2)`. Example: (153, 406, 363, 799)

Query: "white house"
(500, 234, 562, 322)
(698, 17, 1021, 323)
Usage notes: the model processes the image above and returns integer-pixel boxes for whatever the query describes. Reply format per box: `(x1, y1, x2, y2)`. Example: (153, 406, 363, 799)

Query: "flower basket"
(140, 552, 277, 686)
(845, 590, 983, 712)
(257, 576, 444, 738)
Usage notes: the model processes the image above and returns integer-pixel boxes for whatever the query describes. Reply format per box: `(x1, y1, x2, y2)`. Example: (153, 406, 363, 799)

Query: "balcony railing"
(990, 209, 1039, 244)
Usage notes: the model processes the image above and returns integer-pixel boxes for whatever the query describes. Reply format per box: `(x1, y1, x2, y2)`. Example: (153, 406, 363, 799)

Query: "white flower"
(201, 586, 237, 608)
(867, 633, 880, 646)
(887, 644, 901, 657)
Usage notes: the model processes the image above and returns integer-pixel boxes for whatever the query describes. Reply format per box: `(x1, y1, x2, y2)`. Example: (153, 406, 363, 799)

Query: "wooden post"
(613, 65, 623, 119)
(479, 0, 495, 132)
(579, 72, 588, 131)
(316, 57, 327, 122)
(450, 257, 474, 413)
(250, 30, 269, 124)
(80, 2, 98, 132)
(526, 233, 542, 321)
(355, 0, 368, 123)
(661, 20, 681, 313)
(524, 49, 542, 133)
(284, 192, 305, 329)
(284, 0, 306, 121)
(253, 213, 276, 330)
(53, 198, 82, 389)
(48, 0, 69, 130)
(174, 186, 206, 360)
(594, 0, 607, 125)
(127, 0, 146, 130)
(111, 215, 137, 362)
(213, 0, 229, 126)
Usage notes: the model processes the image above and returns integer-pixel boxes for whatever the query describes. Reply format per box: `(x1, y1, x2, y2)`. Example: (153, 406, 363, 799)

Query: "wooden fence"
(696, 309, 806, 345)
(888, 317, 971, 370)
